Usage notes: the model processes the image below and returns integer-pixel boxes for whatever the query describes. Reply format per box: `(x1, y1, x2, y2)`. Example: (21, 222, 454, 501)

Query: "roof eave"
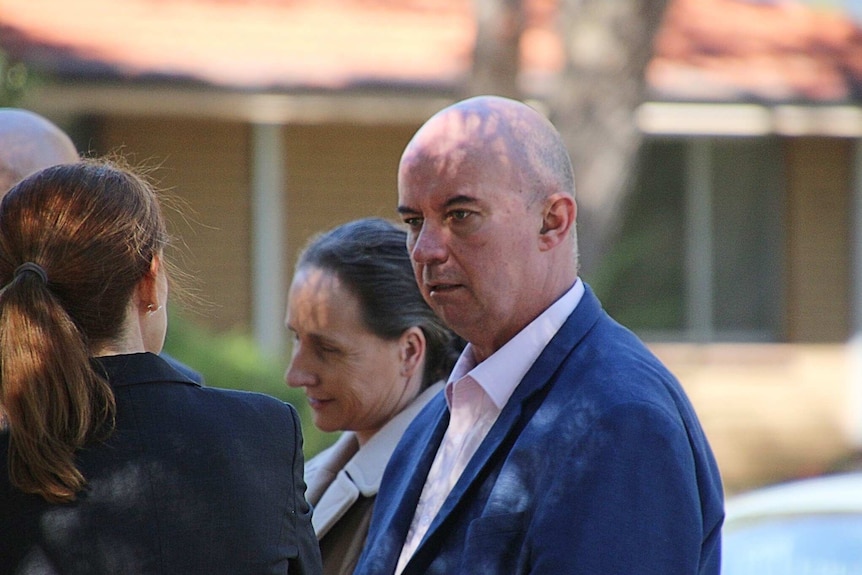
(20, 80, 862, 137)
(19, 81, 461, 125)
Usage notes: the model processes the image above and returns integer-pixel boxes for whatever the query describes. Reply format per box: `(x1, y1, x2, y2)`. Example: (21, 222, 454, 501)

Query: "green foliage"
(0, 50, 32, 106)
(590, 220, 684, 330)
(163, 309, 339, 459)
(588, 140, 686, 333)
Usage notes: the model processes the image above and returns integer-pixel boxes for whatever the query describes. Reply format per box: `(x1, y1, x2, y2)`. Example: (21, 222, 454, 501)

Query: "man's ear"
(539, 193, 576, 251)
(135, 254, 161, 314)
(399, 326, 427, 380)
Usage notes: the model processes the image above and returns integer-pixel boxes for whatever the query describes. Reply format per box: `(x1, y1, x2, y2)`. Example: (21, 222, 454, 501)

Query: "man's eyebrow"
(443, 195, 478, 208)
(397, 194, 478, 215)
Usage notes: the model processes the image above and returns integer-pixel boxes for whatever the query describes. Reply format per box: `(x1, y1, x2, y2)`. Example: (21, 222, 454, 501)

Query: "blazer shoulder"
(199, 385, 299, 414)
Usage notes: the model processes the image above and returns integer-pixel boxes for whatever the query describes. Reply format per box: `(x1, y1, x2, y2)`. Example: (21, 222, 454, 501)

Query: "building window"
(595, 137, 784, 342)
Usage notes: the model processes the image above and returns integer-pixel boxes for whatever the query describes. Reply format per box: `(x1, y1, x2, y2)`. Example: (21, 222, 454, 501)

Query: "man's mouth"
(427, 282, 459, 295)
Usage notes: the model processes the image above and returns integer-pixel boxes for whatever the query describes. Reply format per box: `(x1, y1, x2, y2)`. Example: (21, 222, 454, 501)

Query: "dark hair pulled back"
(295, 217, 462, 388)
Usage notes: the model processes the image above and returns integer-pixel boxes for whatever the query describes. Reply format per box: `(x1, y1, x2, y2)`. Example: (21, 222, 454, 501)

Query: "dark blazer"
(353, 285, 724, 575)
(0, 352, 322, 575)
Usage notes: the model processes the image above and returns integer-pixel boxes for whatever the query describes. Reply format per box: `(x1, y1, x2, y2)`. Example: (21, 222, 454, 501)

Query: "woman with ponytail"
(0, 160, 322, 575)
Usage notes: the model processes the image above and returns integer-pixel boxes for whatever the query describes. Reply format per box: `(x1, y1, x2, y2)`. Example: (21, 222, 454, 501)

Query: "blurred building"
(1, 0, 861, 492)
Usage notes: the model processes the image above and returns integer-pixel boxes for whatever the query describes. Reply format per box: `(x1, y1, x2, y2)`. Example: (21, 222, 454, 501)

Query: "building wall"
(96, 117, 420, 333)
(98, 116, 253, 331)
(655, 342, 857, 495)
(282, 122, 419, 283)
(94, 118, 858, 348)
(785, 137, 853, 342)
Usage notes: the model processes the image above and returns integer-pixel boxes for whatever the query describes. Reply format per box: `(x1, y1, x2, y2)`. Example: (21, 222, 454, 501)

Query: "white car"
(721, 472, 862, 574)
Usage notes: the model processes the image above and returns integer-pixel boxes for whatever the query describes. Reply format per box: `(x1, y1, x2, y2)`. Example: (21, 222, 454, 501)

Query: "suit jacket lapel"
(367, 395, 449, 574)
(410, 285, 605, 564)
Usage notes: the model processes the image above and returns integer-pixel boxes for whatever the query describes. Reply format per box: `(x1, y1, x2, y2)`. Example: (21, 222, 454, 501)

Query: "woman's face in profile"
(284, 266, 417, 444)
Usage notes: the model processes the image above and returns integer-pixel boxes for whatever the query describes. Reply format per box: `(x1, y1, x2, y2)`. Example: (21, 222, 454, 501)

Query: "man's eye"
(449, 210, 471, 221)
(403, 217, 423, 228)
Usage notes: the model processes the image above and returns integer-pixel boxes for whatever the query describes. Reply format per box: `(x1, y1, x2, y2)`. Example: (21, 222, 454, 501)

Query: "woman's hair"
(0, 159, 169, 503)
(296, 217, 463, 388)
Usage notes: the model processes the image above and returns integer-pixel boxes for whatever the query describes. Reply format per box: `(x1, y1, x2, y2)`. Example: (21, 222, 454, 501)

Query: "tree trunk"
(468, 0, 524, 98)
(550, 0, 668, 275)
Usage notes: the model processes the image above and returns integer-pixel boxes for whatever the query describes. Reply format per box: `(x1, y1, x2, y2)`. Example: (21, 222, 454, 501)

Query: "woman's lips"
(307, 397, 333, 410)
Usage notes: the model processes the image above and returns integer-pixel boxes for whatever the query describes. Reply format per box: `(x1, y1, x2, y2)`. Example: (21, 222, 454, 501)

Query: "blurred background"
(2, 0, 861, 494)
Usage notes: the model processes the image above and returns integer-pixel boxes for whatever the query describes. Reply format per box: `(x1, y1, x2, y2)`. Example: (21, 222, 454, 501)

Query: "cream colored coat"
(304, 382, 444, 538)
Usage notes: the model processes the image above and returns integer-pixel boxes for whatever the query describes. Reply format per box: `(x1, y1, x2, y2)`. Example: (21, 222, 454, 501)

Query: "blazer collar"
(413, 284, 604, 559)
(91, 352, 200, 388)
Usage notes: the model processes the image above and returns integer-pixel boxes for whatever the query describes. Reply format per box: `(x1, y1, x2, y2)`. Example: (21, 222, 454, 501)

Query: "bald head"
(401, 96, 575, 205)
(0, 109, 79, 194)
(397, 96, 579, 356)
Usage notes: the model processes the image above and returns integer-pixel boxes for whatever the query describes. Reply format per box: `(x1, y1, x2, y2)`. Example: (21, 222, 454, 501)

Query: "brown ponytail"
(0, 159, 168, 502)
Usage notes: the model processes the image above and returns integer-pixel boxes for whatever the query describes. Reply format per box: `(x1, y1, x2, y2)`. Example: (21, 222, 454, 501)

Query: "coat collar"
(306, 381, 444, 537)
(410, 284, 604, 563)
(91, 352, 200, 388)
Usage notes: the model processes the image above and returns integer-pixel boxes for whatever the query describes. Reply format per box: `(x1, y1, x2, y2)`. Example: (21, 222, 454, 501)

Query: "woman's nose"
(285, 347, 316, 389)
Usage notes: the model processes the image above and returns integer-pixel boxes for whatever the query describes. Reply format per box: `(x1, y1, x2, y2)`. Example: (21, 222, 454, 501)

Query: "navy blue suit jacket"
(354, 285, 724, 575)
(0, 353, 322, 575)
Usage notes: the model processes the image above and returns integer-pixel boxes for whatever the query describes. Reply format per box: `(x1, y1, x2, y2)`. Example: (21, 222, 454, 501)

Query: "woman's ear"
(539, 193, 576, 251)
(399, 326, 427, 380)
(135, 254, 162, 315)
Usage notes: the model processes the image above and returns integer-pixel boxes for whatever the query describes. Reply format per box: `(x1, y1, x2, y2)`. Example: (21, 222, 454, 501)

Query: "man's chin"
(436, 307, 472, 332)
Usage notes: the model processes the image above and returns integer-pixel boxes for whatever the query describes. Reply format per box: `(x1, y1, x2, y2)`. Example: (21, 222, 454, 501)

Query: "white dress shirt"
(395, 279, 584, 574)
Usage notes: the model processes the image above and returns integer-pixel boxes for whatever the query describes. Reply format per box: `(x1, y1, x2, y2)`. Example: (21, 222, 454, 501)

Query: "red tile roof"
(650, 0, 862, 101)
(0, 0, 476, 89)
(1, 0, 860, 103)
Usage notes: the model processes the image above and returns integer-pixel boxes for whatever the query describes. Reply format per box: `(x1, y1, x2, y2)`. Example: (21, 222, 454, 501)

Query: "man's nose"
(410, 224, 448, 265)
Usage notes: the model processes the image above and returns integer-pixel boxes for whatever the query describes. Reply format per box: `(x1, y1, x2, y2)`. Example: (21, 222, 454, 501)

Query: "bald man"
(354, 96, 724, 575)
(0, 108, 79, 193)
